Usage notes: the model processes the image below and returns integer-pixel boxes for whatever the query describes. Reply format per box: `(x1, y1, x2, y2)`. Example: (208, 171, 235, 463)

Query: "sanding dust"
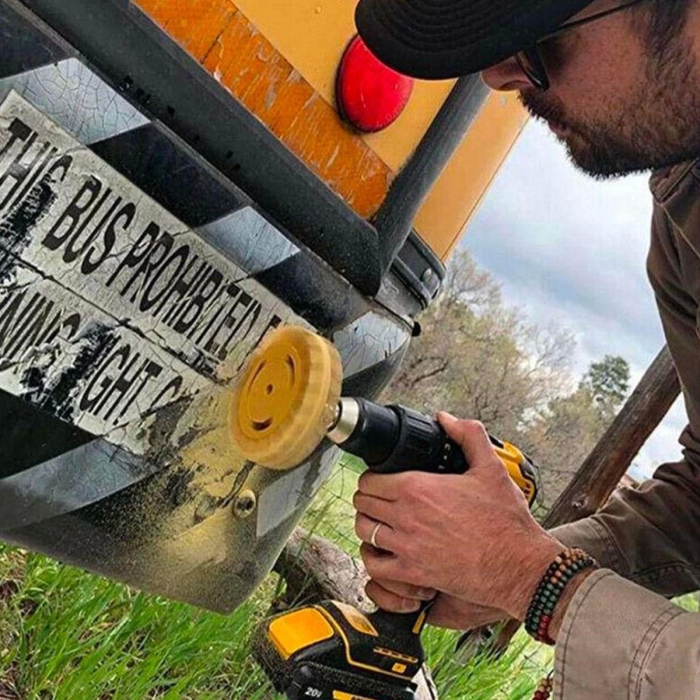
(136, 387, 258, 596)
(160, 506, 233, 574)
(126, 364, 326, 610)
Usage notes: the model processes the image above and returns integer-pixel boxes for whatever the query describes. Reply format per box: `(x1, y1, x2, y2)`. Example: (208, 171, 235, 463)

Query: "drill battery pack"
(253, 601, 424, 700)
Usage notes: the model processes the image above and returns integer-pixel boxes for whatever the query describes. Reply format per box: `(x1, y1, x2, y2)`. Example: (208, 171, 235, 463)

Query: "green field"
(0, 458, 550, 699)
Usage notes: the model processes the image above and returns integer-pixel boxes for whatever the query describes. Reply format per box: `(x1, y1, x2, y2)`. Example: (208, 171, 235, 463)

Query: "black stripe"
(0, 438, 163, 532)
(90, 124, 246, 229)
(0, 0, 71, 80)
(253, 253, 369, 332)
(19, 0, 383, 295)
(342, 338, 409, 400)
(0, 388, 93, 478)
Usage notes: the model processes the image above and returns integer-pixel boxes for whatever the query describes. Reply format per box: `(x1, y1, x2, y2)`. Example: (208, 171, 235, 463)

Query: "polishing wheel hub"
(238, 344, 303, 439)
(230, 326, 343, 470)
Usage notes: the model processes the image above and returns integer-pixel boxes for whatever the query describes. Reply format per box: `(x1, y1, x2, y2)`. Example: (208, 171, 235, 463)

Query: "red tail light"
(336, 35, 414, 133)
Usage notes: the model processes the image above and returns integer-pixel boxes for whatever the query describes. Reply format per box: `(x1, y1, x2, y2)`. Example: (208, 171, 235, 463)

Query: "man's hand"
(353, 413, 563, 623)
(364, 575, 508, 629)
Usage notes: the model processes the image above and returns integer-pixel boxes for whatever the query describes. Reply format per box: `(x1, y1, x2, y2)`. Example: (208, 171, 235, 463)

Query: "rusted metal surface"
(133, 0, 392, 219)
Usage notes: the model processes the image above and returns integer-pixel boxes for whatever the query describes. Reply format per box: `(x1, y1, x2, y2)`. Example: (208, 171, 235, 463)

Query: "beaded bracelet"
(524, 547, 597, 645)
(532, 673, 553, 700)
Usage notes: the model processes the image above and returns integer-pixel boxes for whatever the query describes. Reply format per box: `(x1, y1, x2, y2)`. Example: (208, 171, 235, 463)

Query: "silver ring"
(370, 521, 382, 548)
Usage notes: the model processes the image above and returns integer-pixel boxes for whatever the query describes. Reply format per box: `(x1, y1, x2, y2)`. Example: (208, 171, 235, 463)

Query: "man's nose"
(481, 57, 532, 91)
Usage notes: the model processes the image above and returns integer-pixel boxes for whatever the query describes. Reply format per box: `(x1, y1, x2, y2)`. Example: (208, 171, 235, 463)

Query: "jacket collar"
(649, 160, 697, 205)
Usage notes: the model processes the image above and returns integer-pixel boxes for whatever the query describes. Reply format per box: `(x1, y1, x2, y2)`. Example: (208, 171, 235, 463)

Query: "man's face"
(482, 0, 700, 178)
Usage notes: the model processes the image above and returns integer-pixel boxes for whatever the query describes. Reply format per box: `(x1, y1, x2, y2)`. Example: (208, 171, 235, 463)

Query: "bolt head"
(233, 489, 257, 518)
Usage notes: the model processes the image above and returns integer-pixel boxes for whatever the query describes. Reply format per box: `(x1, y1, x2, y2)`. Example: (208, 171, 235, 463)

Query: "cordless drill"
(253, 397, 538, 700)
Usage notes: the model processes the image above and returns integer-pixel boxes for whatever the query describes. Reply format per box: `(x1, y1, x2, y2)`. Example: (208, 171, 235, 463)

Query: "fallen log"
(273, 527, 439, 700)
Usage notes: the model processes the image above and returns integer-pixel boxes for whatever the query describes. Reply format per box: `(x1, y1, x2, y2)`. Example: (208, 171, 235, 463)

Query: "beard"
(520, 32, 700, 179)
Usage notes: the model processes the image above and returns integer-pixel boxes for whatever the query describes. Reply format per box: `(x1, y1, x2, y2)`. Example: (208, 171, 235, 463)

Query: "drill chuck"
(327, 397, 539, 504)
(328, 398, 468, 474)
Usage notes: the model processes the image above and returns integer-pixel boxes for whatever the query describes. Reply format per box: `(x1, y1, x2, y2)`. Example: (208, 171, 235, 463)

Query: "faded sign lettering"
(0, 90, 306, 453)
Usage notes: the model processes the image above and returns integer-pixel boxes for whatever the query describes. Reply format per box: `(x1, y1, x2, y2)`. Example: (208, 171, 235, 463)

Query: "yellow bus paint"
(414, 92, 529, 260)
(130, 0, 233, 62)
(233, 0, 457, 172)
(132, 0, 527, 263)
(133, 0, 392, 218)
(131, 0, 454, 191)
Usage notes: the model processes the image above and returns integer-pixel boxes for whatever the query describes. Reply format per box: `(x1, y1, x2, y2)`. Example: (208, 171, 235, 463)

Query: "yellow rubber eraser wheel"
(230, 325, 343, 470)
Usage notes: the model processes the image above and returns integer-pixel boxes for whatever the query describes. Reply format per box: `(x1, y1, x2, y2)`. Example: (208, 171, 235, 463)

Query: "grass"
(302, 454, 364, 555)
(0, 455, 550, 699)
(675, 593, 700, 612)
(0, 547, 278, 699)
(422, 627, 551, 700)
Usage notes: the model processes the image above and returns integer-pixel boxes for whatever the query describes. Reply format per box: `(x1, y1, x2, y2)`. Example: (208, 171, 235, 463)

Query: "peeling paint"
(0, 91, 308, 461)
(24, 321, 117, 423)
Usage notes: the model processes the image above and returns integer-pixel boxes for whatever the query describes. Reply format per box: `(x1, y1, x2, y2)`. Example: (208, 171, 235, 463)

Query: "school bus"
(0, 0, 526, 610)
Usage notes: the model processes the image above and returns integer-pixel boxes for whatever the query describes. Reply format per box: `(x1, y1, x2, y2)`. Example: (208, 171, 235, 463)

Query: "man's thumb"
(437, 412, 496, 471)
(437, 411, 460, 433)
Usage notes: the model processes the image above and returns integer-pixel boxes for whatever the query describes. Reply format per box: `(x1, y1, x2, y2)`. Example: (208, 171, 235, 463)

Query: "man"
(351, 1, 700, 697)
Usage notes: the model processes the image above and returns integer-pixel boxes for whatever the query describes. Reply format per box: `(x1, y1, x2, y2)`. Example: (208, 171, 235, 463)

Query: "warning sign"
(0, 256, 212, 441)
(0, 90, 306, 454)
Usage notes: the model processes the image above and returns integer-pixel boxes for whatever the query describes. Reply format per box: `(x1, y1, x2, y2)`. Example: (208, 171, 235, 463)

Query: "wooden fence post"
(544, 345, 680, 528)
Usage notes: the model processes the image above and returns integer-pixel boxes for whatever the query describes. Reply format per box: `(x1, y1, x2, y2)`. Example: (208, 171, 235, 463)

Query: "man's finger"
(357, 471, 407, 500)
(428, 595, 509, 630)
(353, 491, 394, 524)
(365, 580, 423, 613)
(360, 542, 403, 582)
(437, 413, 499, 473)
(371, 578, 436, 602)
(355, 513, 397, 552)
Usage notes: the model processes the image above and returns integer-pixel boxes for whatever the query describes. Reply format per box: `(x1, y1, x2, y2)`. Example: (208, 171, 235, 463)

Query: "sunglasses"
(515, 0, 649, 90)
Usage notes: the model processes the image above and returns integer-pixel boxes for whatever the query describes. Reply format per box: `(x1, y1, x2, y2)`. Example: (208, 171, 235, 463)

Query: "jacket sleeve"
(554, 569, 700, 700)
(549, 203, 700, 598)
(542, 184, 700, 699)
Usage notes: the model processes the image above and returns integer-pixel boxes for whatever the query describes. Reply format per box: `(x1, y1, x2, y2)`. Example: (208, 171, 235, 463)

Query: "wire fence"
(301, 453, 365, 556)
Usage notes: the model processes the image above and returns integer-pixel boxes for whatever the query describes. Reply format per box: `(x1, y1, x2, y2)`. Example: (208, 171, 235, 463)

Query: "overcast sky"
(462, 119, 687, 480)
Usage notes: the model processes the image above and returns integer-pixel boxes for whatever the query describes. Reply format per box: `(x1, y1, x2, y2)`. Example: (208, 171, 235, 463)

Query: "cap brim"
(356, 0, 594, 80)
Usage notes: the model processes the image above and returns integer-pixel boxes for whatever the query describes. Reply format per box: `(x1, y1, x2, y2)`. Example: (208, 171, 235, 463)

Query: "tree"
(522, 356, 631, 510)
(383, 250, 631, 513)
(580, 355, 630, 419)
(384, 250, 575, 440)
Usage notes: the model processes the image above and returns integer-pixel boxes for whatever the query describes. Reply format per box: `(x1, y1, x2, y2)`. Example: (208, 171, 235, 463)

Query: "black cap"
(355, 0, 594, 80)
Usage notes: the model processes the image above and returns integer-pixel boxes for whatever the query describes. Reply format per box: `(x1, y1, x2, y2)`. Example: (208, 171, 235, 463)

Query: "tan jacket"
(549, 161, 700, 699)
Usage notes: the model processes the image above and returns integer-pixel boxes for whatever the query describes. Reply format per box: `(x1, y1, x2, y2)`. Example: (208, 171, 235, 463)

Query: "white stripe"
(0, 57, 149, 144)
(198, 207, 299, 275)
(334, 311, 410, 378)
